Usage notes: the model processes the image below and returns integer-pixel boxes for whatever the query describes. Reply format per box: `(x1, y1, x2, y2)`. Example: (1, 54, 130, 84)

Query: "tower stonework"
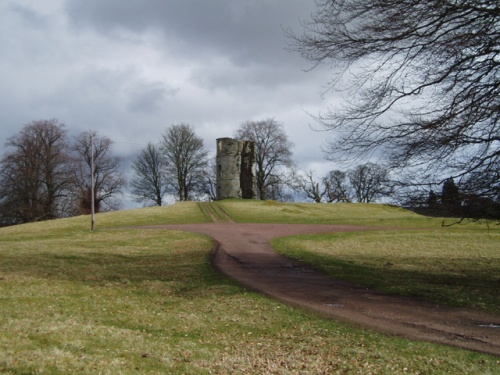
(216, 138, 256, 200)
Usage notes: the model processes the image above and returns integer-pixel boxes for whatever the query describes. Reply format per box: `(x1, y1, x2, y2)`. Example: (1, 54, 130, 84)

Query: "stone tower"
(216, 138, 256, 200)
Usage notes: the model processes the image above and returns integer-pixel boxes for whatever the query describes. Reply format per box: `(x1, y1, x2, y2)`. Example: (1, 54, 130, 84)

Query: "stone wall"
(216, 138, 256, 200)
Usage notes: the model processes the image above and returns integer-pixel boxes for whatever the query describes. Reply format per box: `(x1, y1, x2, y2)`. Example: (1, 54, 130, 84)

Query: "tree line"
(0, 117, 398, 227)
(130, 119, 295, 205)
(130, 120, 395, 206)
(0, 118, 299, 226)
(0, 120, 125, 226)
(2, 115, 497, 227)
(294, 164, 392, 204)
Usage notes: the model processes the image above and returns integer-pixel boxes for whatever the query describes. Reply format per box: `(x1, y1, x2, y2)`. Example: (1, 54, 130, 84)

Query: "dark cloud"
(64, 0, 313, 65)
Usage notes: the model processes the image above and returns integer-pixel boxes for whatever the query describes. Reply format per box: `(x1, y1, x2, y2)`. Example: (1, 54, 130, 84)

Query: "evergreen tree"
(442, 178, 461, 212)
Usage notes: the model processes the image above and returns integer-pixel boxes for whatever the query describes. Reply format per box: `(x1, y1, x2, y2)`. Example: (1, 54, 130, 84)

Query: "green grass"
(217, 199, 454, 227)
(0, 202, 499, 373)
(96, 201, 209, 227)
(273, 230, 500, 313)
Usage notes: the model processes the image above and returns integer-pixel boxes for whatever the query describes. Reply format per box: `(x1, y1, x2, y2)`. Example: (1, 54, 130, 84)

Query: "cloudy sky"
(0, 0, 339, 207)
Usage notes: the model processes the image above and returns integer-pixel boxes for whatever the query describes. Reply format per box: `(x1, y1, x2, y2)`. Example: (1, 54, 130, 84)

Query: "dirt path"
(140, 222, 500, 356)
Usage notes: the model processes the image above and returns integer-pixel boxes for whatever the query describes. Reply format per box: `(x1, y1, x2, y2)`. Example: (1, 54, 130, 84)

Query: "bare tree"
(265, 174, 295, 202)
(289, 0, 500, 200)
(348, 163, 392, 203)
(235, 119, 295, 200)
(0, 119, 76, 224)
(201, 158, 218, 202)
(461, 171, 500, 219)
(323, 170, 352, 203)
(462, 168, 500, 206)
(293, 169, 355, 203)
(72, 131, 126, 213)
(294, 170, 329, 203)
(131, 142, 167, 206)
(160, 124, 209, 201)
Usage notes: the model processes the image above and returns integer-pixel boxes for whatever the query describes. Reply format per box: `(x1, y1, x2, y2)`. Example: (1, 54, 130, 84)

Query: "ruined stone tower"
(216, 138, 256, 200)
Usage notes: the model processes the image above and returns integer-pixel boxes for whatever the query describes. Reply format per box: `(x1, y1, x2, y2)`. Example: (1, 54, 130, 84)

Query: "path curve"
(138, 222, 500, 356)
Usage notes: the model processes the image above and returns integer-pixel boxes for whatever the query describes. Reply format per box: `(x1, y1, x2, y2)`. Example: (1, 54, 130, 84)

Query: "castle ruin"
(216, 138, 257, 200)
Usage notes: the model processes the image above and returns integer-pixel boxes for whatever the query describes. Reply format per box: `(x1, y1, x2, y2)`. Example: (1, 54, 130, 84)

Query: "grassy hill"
(0, 201, 498, 374)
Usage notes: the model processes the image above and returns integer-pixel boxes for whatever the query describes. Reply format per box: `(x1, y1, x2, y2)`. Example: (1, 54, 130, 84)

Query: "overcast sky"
(0, 0, 339, 207)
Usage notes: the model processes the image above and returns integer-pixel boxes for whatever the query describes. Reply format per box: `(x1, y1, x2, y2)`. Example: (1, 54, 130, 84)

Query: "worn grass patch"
(274, 229, 500, 313)
(1, 203, 499, 373)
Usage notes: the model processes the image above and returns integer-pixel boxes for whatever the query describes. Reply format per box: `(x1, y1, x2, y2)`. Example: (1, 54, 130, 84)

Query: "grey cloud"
(191, 61, 317, 93)
(127, 82, 179, 113)
(64, 0, 314, 65)
(31, 67, 163, 130)
(8, 3, 50, 29)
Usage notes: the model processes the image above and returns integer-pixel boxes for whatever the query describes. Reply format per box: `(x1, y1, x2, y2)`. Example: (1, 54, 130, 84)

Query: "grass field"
(274, 230, 500, 313)
(216, 199, 462, 227)
(0, 201, 499, 374)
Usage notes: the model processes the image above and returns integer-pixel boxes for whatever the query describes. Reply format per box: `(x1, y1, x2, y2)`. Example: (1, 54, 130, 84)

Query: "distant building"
(216, 138, 256, 200)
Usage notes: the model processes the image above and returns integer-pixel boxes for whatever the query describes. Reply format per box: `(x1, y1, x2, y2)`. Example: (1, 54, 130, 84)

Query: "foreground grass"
(0, 203, 499, 373)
